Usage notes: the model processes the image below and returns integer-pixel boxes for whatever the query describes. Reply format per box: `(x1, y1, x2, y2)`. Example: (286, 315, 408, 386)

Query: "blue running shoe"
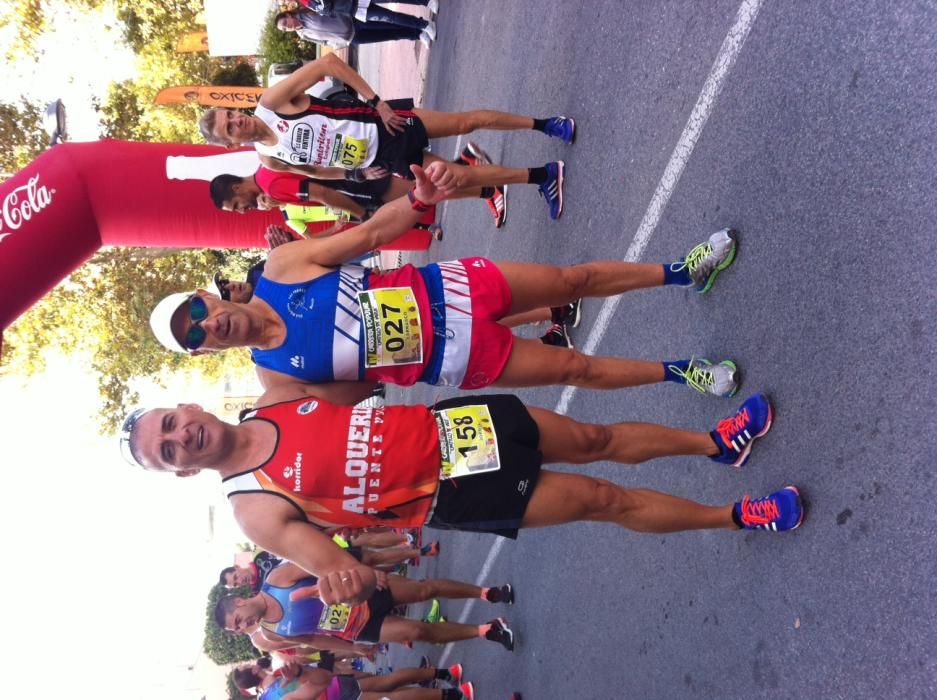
(734, 486, 804, 531)
(544, 116, 576, 144)
(710, 393, 773, 467)
(538, 161, 565, 219)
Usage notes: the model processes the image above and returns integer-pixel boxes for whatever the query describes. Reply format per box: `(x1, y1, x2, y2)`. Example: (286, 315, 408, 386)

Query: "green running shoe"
(672, 228, 738, 293)
(669, 358, 739, 397)
(423, 599, 442, 624)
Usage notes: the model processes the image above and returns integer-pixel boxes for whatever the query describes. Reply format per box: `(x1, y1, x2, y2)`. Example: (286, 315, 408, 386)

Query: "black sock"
(479, 186, 494, 199)
(527, 167, 548, 185)
(454, 156, 468, 166)
(532, 117, 548, 132)
(730, 503, 744, 529)
(435, 668, 452, 681)
(442, 689, 463, 700)
(550, 306, 564, 324)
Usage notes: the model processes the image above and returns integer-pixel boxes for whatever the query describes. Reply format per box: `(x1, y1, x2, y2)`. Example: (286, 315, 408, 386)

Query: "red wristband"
(407, 189, 431, 212)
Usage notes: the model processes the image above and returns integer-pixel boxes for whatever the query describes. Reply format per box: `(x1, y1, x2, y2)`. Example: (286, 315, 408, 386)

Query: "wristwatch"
(366, 94, 381, 108)
(407, 189, 431, 212)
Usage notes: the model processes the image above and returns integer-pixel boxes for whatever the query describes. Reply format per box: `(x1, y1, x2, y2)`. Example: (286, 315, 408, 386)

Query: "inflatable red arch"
(0, 140, 282, 351)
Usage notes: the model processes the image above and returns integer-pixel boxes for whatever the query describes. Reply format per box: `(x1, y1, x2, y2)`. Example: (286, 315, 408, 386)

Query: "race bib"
(318, 603, 351, 633)
(436, 404, 501, 479)
(358, 287, 423, 367)
(332, 134, 370, 168)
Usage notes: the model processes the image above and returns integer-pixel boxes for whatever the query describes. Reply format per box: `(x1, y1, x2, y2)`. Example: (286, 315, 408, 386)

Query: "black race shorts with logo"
(374, 98, 429, 179)
(332, 675, 363, 700)
(428, 394, 543, 539)
(356, 587, 396, 643)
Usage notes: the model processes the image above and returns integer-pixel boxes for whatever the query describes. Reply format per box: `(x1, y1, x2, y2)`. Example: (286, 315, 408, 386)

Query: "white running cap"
(208, 271, 225, 299)
(150, 292, 192, 353)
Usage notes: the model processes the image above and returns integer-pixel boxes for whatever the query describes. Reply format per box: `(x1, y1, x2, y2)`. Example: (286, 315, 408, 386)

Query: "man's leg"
(358, 667, 436, 691)
(378, 616, 488, 645)
(360, 690, 449, 700)
(521, 470, 736, 533)
(387, 574, 508, 606)
(365, 6, 428, 29)
(353, 24, 423, 43)
(413, 108, 534, 138)
(526, 406, 720, 465)
(360, 546, 422, 569)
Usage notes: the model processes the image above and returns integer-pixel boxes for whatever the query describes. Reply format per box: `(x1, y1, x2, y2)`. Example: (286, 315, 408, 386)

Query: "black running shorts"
(356, 587, 396, 643)
(332, 675, 362, 700)
(428, 394, 543, 539)
(374, 98, 429, 179)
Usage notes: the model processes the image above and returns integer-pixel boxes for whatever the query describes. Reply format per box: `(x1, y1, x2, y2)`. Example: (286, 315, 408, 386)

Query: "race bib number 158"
(436, 405, 501, 479)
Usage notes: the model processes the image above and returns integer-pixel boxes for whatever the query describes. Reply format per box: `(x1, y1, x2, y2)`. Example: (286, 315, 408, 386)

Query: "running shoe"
(423, 19, 437, 41)
(669, 358, 738, 398)
(485, 618, 515, 651)
(418, 655, 430, 668)
(459, 141, 493, 166)
(418, 655, 434, 687)
(710, 393, 773, 467)
(670, 228, 738, 294)
(540, 322, 573, 349)
(554, 298, 582, 328)
(486, 185, 508, 228)
(734, 486, 804, 532)
(420, 31, 432, 49)
(421, 541, 440, 557)
(484, 584, 514, 605)
(423, 599, 442, 624)
(459, 682, 475, 700)
(427, 0, 439, 12)
(544, 116, 577, 144)
(538, 161, 565, 219)
(511, 695, 523, 700)
(448, 664, 464, 684)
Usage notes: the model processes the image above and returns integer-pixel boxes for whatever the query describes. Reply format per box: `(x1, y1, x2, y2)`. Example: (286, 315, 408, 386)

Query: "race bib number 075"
(358, 287, 423, 367)
(332, 135, 369, 168)
(436, 404, 500, 479)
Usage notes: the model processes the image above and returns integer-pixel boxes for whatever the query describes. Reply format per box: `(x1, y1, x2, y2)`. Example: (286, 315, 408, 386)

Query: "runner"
(150, 163, 741, 405)
(197, 53, 573, 219)
(215, 561, 516, 652)
(121, 383, 804, 605)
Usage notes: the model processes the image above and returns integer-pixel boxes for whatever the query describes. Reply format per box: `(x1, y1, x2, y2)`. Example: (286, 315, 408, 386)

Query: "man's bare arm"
(261, 53, 379, 112)
(259, 154, 349, 180)
(235, 498, 381, 604)
(306, 183, 367, 219)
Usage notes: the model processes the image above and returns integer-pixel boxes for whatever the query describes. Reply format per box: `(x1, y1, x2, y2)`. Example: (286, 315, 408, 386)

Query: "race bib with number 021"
(435, 404, 501, 479)
(318, 603, 351, 633)
(358, 287, 423, 368)
(332, 134, 369, 168)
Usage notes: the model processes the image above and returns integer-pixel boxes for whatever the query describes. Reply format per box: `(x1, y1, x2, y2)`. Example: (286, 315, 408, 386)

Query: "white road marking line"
(438, 0, 765, 666)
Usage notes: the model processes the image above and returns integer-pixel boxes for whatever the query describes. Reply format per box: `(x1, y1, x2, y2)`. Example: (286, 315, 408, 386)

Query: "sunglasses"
(183, 295, 209, 350)
(216, 278, 231, 301)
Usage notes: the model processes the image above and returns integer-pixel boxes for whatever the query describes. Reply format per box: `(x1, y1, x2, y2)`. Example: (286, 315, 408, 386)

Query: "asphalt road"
(385, 2, 937, 698)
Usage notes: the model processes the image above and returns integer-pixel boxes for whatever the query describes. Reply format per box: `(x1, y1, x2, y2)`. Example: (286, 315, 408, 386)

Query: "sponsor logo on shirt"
(276, 120, 289, 133)
(288, 452, 303, 492)
(342, 405, 386, 515)
(291, 355, 305, 370)
(287, 287, 312, 318)
(517, 479, 529, 495)
(297, 400, 318, 415)
(0, 174, 55, 244)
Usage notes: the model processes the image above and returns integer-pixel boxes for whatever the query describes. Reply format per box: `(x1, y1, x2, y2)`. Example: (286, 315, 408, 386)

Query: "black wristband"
(345, 168, 367, 183)
(366, 94, 381, 108)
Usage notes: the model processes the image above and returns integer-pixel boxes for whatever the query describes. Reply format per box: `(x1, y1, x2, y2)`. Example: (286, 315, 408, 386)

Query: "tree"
(257, 7, 319, 83)
(211, 62, 261, 88)
(0, 246, 260, 432)
(93, 81, 150, 141)
(0, 99, 47, 180)
(204, 583, 260, 665)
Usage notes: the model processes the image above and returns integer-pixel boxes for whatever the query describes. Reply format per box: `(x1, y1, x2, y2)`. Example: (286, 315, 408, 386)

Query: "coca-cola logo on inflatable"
(0, 175, 55, 243)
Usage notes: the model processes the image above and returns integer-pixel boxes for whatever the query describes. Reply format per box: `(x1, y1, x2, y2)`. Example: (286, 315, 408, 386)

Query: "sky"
(0, 4, 263, 697)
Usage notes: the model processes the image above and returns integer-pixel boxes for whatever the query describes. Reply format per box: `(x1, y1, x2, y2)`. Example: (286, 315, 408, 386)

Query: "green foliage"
(1, 0, 106, 59)
(257, 8, 318, 83)
(93, 81, 150, 141)
(211, 62, 261, 88)
(204, 583, 259, 665)
(1, 247, 260, 432)
(0, 99, 47, 179)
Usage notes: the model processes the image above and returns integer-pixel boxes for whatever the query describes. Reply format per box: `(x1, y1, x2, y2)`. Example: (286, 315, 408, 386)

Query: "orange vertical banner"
(175, 31, 209, 53)
(154, 86, 266, 108)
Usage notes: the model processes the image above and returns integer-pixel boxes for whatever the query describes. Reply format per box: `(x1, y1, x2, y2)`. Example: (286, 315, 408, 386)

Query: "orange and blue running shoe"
(711, 393, 773, 467)
(734, 486, 804, 531)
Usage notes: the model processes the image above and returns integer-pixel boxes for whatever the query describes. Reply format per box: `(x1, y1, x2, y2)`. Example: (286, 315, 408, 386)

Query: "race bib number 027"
(332, 134, 369, 168)
(358, 287, 423, 368)
(318, 603, 351, 633)
(436, 404, 501, 479)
